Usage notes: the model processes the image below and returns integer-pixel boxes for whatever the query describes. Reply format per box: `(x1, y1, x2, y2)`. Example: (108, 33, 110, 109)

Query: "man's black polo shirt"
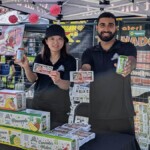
(82, 40, 137, 119)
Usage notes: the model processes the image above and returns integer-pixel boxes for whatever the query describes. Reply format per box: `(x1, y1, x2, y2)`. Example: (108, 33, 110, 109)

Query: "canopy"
(1, 0, 149, 21)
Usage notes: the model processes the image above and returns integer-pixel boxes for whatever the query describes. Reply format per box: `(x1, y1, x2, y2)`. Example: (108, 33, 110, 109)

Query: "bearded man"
(81, 12, 137, 135)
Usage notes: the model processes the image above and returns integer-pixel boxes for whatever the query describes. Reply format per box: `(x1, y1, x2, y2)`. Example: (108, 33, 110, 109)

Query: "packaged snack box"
(0, 89, 26, 111)
(0, 126, 10, 144)
(116, 55, 128, 74)
(0, 109, 50, 133)
(0, 126, 77, 150)
(71, 129, 95, 147)
(70, 71, 94, 82)
(23, 130, 77, 150)
(33, 63, 53, 75)
(0, 126, 23, 148)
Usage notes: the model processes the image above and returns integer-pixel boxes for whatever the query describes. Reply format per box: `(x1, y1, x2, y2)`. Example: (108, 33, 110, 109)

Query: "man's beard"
(98, 31, 117, 42)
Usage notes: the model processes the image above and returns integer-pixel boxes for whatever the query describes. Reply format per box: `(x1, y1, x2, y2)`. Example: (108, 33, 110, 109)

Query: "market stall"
(0, 0, 149, 150)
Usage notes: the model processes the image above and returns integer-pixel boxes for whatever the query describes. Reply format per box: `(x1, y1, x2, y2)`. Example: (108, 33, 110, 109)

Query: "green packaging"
(116, 55, 128, 74)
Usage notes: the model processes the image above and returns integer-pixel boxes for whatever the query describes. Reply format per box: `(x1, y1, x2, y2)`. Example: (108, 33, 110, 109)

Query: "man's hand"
(122, 56, 136, 77)
(81, 64, 91, 71)
(75, 64, 91, 84)
(114, 56, 136, 77)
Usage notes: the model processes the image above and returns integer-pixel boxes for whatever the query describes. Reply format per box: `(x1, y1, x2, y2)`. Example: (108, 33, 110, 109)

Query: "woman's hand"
(14, 55, 29, 69)
(49, 70, 71, 90)
(49, 71, 61, 85)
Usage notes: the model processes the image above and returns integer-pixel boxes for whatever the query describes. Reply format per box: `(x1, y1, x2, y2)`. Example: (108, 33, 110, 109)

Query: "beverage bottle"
(16, 48, 24, 61)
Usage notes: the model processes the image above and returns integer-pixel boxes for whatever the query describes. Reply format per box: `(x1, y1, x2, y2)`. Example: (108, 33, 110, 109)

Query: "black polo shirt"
(33, 54, 76, 92)
(32, 54, 76, 128)
(82, 40, 137, 119)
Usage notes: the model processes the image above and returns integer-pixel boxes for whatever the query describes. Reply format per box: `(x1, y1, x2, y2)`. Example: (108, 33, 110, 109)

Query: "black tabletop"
(80, 132, 139, 150)
(0, 144, 22, 150)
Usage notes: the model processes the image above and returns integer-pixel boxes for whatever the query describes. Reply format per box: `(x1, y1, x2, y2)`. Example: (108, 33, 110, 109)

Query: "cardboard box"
(0, 126, 77, 150)
(23, 130, 77, 150)
(0, 126, 10, 144)
(0, 126, 23, 148)
(0, 89, 26, 111)
(70, 71, 94, 82)
(0, 109, 50, 133)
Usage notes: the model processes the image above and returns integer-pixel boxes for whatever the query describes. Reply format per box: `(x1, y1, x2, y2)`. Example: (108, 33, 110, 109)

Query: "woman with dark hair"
(16, 24, 76, 129)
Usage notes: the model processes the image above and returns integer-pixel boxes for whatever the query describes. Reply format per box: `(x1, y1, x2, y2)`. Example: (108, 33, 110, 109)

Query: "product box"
(23, 130, 77, 150)
(47, 123, 95, 148)
(62, 123, 91, 132)
(49, 126, 73, 137)
(33, 63, 53, 75)
(0, 124, 95, 150)
(0, 126, 23, 148)
(116, 55, 128, 74)
(0, 89, 26, 111)
(0, 109, 50, 133)
(70, 71, 94, 82)
(0, 126, 10, 144)
(0, 126, 77, 150)
(71, 130, 95, 147)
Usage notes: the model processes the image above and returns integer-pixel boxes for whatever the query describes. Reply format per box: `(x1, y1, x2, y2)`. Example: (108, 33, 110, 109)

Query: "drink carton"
(116, 55, 128, 74)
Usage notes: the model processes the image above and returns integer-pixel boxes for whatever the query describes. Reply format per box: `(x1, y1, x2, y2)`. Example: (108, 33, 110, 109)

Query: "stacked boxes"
(134, 100, 149, 150)
(23, 130, 76, 150)
(47, 123, 95, 148)
(0, 89, 95, 150)
(0, 126, 77, 150)
(0, 89, 25, 149)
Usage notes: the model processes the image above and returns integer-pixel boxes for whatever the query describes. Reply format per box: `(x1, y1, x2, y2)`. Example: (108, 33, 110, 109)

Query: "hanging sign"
(0, 25, 25, 56)
(129, 30, 146, 37)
